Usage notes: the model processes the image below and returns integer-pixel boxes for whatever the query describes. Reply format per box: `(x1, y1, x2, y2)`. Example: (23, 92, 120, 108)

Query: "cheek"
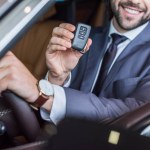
(115, 0, 120, 9)
(144, 6, 150, 19)
(147, 7, 150, 15)
(111, 0, 120, 11)
(145, 1, 150, 12)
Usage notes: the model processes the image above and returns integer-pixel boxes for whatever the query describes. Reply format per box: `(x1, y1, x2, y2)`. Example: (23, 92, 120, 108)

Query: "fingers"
(47, 23, 75, 53)
(0, 77, 8, 93)
(50, 36, 71, 50)
(0, 51, 15, 68)
(0, 52, 19, 92)
(59, 23, 75, 32)
(0, 51, 38, 102)
(79, 38, 93, 54)
(47, 23, 92, 56)
(52, 23, 75, 39)
(0, 61, 17, 93)
(85, 38, 92, 51)
(0, 71, 15, 94)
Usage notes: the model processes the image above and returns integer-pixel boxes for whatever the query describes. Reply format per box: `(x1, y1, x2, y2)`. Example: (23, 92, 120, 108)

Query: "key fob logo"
(78, 26, 87, 40)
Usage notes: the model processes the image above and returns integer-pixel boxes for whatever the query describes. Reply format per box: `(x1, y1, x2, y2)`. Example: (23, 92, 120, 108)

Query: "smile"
(121, 3, 144, 16)
(124, 7, 140, 15)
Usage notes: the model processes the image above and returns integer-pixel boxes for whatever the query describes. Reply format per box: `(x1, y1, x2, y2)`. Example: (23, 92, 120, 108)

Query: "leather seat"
(12, 7, 62, 80)
(109, 103, 150, 132)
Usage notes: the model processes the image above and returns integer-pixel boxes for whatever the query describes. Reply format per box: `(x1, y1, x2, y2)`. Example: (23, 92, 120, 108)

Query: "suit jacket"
(64, 21, 150, 122)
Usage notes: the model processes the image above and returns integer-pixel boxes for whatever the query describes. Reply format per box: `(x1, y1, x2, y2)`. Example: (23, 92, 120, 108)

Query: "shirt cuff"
(45, 71, 71, 87)
(63, 72, 71, 87)
(40, 84, 66, 125)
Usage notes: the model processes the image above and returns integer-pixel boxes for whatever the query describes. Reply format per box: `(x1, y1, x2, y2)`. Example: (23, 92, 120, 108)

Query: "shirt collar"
(109, 20, 149, 41)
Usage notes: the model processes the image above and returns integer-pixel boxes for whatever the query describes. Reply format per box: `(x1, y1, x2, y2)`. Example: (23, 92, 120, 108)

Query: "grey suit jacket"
(64, 21, 150, 122)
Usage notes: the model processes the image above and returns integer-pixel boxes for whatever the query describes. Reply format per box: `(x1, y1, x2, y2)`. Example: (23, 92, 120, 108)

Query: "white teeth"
(125, 8, 139, 14)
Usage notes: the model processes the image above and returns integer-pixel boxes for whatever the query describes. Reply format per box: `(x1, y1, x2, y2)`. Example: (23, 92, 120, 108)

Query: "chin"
(118, 18, 145, 31)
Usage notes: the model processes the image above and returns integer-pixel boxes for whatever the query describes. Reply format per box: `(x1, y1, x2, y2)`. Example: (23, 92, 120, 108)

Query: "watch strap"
(30, 79, 54, 110)
(31, 92, 49, 110)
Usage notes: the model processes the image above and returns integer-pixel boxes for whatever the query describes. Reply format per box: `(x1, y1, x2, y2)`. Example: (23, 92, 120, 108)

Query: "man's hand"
(0, 51, 39, 103)
(46, 23, 92, 85)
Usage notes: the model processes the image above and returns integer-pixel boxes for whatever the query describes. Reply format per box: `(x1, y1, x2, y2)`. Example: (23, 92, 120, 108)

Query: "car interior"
(0, 0, 150, 150)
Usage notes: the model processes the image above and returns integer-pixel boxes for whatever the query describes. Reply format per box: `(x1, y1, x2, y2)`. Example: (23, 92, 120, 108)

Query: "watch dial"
(39, 80, 53, 96)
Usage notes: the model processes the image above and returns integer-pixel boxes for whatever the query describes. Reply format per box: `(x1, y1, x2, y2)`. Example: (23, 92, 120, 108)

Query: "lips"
(124, 7, 141, 15)
(121, 4, 144, 16)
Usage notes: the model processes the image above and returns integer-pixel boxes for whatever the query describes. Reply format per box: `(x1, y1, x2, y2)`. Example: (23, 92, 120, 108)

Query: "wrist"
(48, 71, 70, 86)
(26, 80, 39, 103)
(30, 79, 54, 110)
(42, 96, 54, 112)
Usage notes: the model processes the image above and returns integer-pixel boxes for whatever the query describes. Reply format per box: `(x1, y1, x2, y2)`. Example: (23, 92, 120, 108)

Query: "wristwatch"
(32, 79, 54, 109)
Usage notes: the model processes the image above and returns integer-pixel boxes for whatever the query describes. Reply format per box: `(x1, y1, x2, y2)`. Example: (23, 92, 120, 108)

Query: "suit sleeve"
(64, 76, 150, 122)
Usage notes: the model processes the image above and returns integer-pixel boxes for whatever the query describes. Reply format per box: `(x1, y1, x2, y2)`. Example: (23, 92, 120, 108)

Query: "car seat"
(12, 6, 62, 80)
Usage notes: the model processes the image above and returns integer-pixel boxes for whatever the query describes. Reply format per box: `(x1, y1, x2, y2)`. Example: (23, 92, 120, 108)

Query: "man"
(0, 0, 150, 125)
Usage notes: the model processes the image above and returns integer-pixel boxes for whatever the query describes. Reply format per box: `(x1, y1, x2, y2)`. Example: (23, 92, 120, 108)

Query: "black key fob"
(72, 23, 91, 52)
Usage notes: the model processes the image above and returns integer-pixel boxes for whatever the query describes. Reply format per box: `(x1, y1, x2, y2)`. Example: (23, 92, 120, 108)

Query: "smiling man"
(0, 0, 150, 125)
(111, 0, 150, 31)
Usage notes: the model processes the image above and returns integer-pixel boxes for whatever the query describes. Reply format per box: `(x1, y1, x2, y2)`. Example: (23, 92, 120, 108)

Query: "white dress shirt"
(41, 21, 149, 125)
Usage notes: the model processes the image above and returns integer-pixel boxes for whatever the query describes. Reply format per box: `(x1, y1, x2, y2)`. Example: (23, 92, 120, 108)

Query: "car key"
(72, 23, 91, 52)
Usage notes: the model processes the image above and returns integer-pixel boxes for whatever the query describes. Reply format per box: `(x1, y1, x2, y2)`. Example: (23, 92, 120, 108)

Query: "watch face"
(39, 79, 53, 96)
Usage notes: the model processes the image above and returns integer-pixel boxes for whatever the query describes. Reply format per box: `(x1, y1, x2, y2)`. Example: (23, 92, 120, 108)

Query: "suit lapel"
(101, 22, 150, 92)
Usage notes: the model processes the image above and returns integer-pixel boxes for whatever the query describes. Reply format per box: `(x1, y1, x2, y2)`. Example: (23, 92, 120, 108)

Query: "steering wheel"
(2, 91, 40, 142)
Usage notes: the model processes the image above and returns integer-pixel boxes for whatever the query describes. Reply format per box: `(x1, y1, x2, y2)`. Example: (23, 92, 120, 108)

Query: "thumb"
(79, 38, 92, 54)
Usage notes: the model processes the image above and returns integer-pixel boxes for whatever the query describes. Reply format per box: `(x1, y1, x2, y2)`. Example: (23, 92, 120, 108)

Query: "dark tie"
(93, 33, 127, 96)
